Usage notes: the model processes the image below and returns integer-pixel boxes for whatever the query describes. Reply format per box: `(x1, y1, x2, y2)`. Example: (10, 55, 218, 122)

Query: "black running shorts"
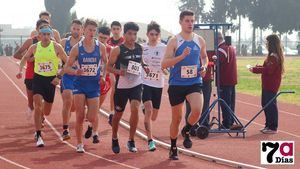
(142, 84, 163, 109)
(32, 73, 56, 103)
(114, 84, 143, 112)
(168, 83, 202, 106)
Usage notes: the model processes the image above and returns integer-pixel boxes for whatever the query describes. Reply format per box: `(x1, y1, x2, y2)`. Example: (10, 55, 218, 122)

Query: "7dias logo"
(261, 141, 294, 165)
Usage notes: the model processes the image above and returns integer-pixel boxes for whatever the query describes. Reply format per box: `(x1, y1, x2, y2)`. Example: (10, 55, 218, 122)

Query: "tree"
(44, 0, 76, 35)
(178, 0, 206, 23)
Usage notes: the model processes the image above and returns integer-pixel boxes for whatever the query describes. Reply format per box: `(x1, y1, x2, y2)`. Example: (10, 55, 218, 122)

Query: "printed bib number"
(144, 70, 160, 81)
(127, 61, 141, 75)
(38, 62, 53, 72)
(181, 65, 197, 78)
(82, 64, 97, 76)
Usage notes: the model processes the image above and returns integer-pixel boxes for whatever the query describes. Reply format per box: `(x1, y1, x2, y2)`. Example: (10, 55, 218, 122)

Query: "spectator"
(257, 44, 263, 56)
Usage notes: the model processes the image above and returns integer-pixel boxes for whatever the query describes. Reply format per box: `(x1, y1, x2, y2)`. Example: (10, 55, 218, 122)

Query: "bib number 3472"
(181, 65, 197, 78)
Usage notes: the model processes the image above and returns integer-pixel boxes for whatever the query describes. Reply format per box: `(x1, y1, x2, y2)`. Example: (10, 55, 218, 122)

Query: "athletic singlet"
(169, 33, 202, 85)
(115, 43, 143, 89)
(64, 36, 72, 55)
(75, 40, 101, 81)
(25, 37, 38, 79)
(141, 42, 166, 88)
(34, 41, 60, 77)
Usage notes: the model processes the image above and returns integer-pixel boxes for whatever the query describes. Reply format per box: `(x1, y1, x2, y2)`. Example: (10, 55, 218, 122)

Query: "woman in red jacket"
(249, 34, 285, 134)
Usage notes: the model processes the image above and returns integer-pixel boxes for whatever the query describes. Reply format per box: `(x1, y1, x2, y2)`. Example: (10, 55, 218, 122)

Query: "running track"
(0, 57, 299, 169)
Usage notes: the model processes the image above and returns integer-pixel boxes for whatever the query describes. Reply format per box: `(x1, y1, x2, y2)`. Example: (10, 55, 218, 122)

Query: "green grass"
(237, 56, 300, 105)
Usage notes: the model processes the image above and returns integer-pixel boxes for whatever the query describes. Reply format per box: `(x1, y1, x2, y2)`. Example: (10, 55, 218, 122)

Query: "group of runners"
(14, 10, 209, 160)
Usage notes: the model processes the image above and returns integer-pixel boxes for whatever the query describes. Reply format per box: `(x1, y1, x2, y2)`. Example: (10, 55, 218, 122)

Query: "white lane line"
(0, 156, 31, 169)
(0, 66, 139, 169)
(99, 110, 265, 169)
(236, 100, 300, 117)
(163, 93, 300, 138)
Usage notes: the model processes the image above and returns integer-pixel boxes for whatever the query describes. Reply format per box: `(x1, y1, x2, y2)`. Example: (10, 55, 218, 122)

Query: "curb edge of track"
(99, 109, 265, 169)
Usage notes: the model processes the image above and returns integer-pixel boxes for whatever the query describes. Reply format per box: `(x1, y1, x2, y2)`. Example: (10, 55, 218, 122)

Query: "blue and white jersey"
(75, 39, 101, 81)
(169, 33, 202, 86)
(64, 36, 72, 55)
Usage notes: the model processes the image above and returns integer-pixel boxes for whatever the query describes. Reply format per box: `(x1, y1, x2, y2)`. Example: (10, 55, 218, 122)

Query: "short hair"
(84, 18, 98, 28)
(179, 10, 194, 20)
(98, 26, 111, 35)
(123, 22, 139, 34)
(72, 19, 83, 26)
(39, 11, 51, 18)
(147, 21, 161, 34)
(111, 21, 122, 28)
(36, 19, 49, 29)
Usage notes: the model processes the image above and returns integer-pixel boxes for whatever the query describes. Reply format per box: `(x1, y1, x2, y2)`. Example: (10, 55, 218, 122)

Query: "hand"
(75, 69, 83, 76)
(182, 47, 191, 58)
(117, 69, 125, 76)
(99, 76, 106, 85)
(212, 55, 217, 61)
(51, 77, 60, 86)
(16, 72, 23, 79)
(249, 67, 254, 73)
(199, 66, 207, 77)
(143, 66, 150, 74)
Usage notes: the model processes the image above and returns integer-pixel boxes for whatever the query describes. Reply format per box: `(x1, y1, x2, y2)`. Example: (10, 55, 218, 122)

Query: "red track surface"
(0, 56, 299, 169)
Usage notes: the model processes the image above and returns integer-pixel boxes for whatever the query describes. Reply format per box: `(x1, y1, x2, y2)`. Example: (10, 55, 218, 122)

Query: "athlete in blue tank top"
(161, 10, 208, 160)
(59, 19, 83, 142)
(64, 19, 107, 153)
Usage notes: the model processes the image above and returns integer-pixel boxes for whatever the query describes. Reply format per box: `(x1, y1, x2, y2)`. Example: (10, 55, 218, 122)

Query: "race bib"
(144, 70, 160, 81)
(81, 64, 97, 76)
(38, 62, 53, 72)
(181, 65, 197, 78)
(127, 60, 141, 75)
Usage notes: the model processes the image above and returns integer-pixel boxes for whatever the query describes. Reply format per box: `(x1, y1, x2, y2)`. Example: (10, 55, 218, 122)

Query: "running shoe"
(112, 139, 120, 154)
(127, 140, 137, 153)
(84, 125, 93, 139)
(92, 135, 100, 144)
(76, 144, 85, 153)
(36, 136, 44, 147)
(148, 140, 156, 151)
(169, 146, 179, 160)
(261, 129, 278, 134)
(62, 129, 71, 141)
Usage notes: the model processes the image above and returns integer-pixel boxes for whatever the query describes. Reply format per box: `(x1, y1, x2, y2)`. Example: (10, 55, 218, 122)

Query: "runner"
(60, 19, 83, 141)
(84, 26, 112, 143)
(107, 21, 125, 125)
(107, 22, 148, 154)
(65, 18, 107, 153)
(17, 25, 67, 147)
(161, 10, 208, 160)
(30, 11, 61, 43)
(141, 21, 167, 151)
(14, 19, 49, 120)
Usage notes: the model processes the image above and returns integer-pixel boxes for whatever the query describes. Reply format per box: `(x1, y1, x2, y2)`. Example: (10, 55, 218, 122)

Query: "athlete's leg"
(186, 92, 203, 125)
(170, 103, 184, 139)
(33, 94, 43, 131)
(62, 90, 73, 125)
(74, 94, 86, 145)
(129, 100, 140, 140)
(144, 100, 153, 140)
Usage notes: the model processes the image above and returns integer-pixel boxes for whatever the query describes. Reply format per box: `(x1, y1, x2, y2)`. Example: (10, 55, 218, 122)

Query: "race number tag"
(127, 61, 141, 75)
(144, 70, 160, 81)
(181, 65, 197, 78)
(81, 64, 97, 76)
(38, 62, 53, 72)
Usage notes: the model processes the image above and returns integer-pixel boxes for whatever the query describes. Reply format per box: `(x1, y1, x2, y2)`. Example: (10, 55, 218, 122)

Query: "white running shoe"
(36, 136, 44, 147)
(76, 144, 85, 153)
(26, 107, 33, 120)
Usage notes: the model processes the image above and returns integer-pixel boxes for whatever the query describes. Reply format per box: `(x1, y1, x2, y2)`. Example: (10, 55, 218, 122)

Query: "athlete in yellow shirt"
(17, 25, 67, 147)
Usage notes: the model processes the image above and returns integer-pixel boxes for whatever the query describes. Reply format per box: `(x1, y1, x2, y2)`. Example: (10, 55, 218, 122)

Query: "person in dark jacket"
(249, 34, 284, 134)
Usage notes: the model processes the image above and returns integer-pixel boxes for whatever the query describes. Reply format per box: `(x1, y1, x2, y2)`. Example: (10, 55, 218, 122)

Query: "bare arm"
(64, 44, 79, 75)
(199, 37, 208, 68)
(13, 38, 32, 60)
(107, 47, 124, 75)
(16, 44, 36, 78)
(100, 43, 107, 77)
(60, 38, 67, 49)
(53, 29, 61, 43)
(161, 37, 189, 69)
(54, 42, 67, 64)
